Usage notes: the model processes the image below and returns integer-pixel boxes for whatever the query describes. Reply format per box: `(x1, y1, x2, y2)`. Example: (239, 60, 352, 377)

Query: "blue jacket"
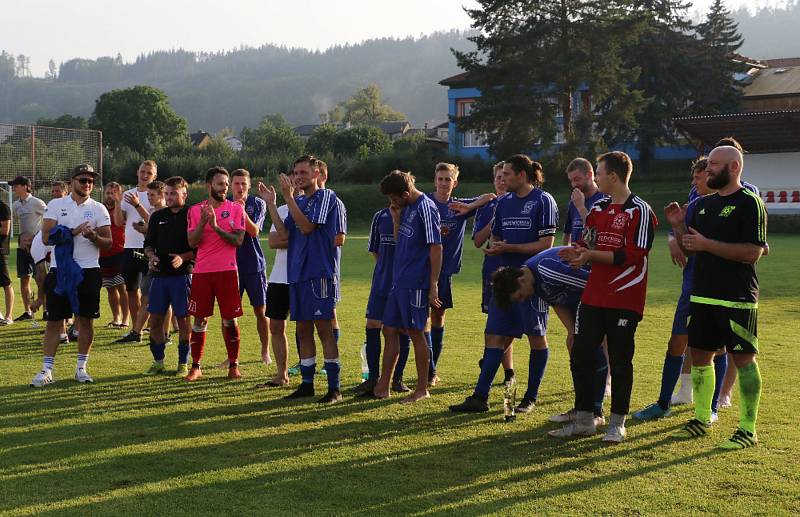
(49, 225, 83, 315)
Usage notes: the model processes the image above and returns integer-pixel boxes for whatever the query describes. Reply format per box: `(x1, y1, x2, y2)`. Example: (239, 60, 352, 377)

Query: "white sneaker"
(548, 421, 596, 438)
(0, 317, 13, 326)
(671, 390, 693, 405)
(549, 408, 576, 423)
(31, 369, 54, 387)
(74, 367, 94, 383)
(602, 424, 626, 443)
(718, 394, 732, 408)
(710, 411, 719, 424)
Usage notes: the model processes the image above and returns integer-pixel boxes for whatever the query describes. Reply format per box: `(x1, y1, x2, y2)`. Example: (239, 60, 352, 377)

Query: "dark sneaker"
(392, 380, 411, 393)
(515, 397, 536, 414)
(115, 331, 141, 344)
(285, 383, 315, 400)
(317, 390, 342, 405)
(673, 418, 711, 439)
(351, 378, 377, 394)
(16, 311, 33, 321)
(449, 395, 489, 413)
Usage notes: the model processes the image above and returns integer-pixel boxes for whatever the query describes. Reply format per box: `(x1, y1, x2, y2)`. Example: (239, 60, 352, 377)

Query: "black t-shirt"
(688, 188, 767, 304)
(0, 200, 9, 256)
(143, 206, 193, 276)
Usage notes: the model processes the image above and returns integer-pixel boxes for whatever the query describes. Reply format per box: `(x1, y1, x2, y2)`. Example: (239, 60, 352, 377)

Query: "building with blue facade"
(439, 72, 697, 161)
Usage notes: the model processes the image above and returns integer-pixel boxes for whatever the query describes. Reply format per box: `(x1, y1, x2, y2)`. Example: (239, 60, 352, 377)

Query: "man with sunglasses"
(31, 164, 112, 387)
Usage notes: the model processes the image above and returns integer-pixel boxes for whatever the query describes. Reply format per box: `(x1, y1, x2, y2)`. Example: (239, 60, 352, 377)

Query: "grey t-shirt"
(13, 194, 47, 236)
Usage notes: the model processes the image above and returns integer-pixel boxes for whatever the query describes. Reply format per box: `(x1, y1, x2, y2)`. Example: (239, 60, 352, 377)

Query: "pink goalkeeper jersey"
(188, 199, 245, 273)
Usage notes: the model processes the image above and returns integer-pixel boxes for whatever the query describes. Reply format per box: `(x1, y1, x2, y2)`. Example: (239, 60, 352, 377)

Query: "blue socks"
(658, 354, 684, 410)
(324, 359, 341, 391)
(300, 358, 315, 385)
(394, 333, 411, 382)
(178, 340, 190, 365)
(430, 326, 444, 373)
(474, 348, 504, 399)
(593, 346, 608, 415)
(149, 340, 166, 362)
(712, 353, 728, 413)
(365, 328, 382, 381)
(524, 348, 549, 402)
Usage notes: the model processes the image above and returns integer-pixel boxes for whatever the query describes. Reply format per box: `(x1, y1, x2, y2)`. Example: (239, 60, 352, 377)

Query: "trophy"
(503, 376, 517, 422)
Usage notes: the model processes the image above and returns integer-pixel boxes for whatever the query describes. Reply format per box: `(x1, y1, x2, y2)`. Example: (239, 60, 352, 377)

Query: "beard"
(210, 189, 226, 202)
(707, 164, 731, 190)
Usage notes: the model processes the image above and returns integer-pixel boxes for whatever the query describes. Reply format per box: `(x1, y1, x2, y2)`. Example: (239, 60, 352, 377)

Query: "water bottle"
(360, 343, 369, 381)
(503, 377, 517, 422)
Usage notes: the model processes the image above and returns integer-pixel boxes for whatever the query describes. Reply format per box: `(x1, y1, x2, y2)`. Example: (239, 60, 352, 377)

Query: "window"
(458, 100, 488, 148)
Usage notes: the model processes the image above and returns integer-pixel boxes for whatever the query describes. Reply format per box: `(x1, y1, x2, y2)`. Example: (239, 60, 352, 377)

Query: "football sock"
(365, 328, 382, 381)
(43, 356, 54, 371)
(711, 353, 728, 413)
(692, 365, 715, 424)
(737, 361, 762, 434)
(177, 340, 190, 365)
(394, 333, 411, 382)
(524, 348, 549, 402)
(594, 346, 609, 414)
(658, 354, 684, 410)
(300, 357, 316, 385)
(474, 348, 504, 399)
(190, 328, 207, 365)
(430, 326, 444, 373)
(324, 358, 341, 391)
(223, 325, 241, 363)
(149, 339, 166, 362)
(76, 354, 88, 370)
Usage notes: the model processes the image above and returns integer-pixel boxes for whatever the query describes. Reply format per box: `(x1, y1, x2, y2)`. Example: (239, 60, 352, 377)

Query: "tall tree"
(454, 0, 646, 158)
(92, 85, 188, 155)
(36, 114, 88, 129)
(47, 59, 58, 79)
(240, 114, 305, 157)
(332, 84, 407, 125)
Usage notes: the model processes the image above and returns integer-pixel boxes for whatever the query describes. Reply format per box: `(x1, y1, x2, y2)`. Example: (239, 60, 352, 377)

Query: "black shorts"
(688, 302, 759, 354)
(122, 248, 149, 292)
(265, 282, 290, 320)
(16, 248, 35, 277)
(45, 268, 102, 321)
(0, 256, 9, 288)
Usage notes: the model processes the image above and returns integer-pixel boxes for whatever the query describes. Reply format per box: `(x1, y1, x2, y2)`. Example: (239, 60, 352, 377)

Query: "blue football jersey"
(286, 188, 339, 283)
(473, 196, 504, 281)
(491, 188, 558, 268)
(368, 208, 396, 296)
(333, 196, 347, 285)
(563, 190, 606, 244)
(427, 193, 479, 277)
(524, 246, 588, 308)
(232, 194, 267, 274)
(393, 194, 441, 289)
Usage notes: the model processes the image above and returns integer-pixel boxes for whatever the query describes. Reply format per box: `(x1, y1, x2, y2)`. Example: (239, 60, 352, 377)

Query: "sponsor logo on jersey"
(719, 206, 736, 217)
(502, 217, 532, 230)
(617, 318, 628, 327)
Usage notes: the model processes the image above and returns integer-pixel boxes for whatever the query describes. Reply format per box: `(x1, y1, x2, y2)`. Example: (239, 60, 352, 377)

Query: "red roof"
(759, 58, 800, 68)
(439, 72, 472, 87)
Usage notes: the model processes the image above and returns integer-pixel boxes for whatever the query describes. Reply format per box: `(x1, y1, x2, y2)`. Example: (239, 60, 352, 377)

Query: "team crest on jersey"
(719, 206, 736, 217)
(407, 210, 417, 224)
(221, 211, 230, 219)
(83, 210, 94, 219)
(521, 201, 535, 214)
(246, 205, 254, 216)
(611, 213, 627, 230)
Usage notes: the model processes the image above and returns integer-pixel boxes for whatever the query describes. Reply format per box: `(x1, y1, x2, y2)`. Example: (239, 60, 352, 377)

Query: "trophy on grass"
(503, 376, 517, 422)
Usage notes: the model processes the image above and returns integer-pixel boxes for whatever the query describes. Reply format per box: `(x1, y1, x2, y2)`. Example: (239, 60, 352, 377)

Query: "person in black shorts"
(0, 198, 12, 325)
(31, 164, 112, 387)
(667, 145, 767, 449)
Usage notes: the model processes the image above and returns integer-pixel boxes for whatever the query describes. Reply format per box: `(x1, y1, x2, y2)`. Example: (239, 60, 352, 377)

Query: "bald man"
(665, 146, 768, 450)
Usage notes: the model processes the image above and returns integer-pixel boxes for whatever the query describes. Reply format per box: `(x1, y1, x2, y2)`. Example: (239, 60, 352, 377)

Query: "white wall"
(744, 152, 800, 189)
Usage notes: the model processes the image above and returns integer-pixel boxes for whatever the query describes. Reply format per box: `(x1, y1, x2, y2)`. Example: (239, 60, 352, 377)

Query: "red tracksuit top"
(578, 193, 657, 316)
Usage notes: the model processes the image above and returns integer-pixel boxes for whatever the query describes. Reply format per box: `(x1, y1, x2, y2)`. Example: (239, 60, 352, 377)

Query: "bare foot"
(372, 389, 391, 399)
(215, 359, 230, 369)
(400, 390, 430, 404)
(270, 376, 289, 385)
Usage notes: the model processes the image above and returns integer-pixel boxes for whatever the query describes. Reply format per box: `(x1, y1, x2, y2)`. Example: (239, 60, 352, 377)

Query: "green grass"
(1, 234, 799, 516)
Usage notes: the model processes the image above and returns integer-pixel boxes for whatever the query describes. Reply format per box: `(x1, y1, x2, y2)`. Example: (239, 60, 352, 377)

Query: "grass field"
(0, 232, 799, 516)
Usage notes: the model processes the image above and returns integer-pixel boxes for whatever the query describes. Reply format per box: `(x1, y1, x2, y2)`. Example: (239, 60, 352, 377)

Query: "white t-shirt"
(121, 187, 152, 248)
(30, 229, 53, 266)
(268, 205, 289, 284)
(44, 195, 111, 269)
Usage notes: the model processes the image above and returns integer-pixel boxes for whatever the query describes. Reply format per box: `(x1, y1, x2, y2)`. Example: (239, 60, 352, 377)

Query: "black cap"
(71, 163, 99, 179)
(9, 176, 31, 187)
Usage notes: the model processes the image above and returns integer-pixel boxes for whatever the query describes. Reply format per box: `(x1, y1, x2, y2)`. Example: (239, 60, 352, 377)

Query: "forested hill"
(0, 31, 474, 132)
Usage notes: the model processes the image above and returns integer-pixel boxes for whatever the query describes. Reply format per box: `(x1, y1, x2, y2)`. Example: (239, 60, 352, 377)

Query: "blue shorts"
(434, 274, 454, 310)
(289, 278, 335, 321)
(148, 275, 191, 317)
(239, 270, 268, 308)
(366, 290, 388, 321)
(382, 287, 429, 331)
(672, 281, 692, 335)
(485, 293, 549, 338)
